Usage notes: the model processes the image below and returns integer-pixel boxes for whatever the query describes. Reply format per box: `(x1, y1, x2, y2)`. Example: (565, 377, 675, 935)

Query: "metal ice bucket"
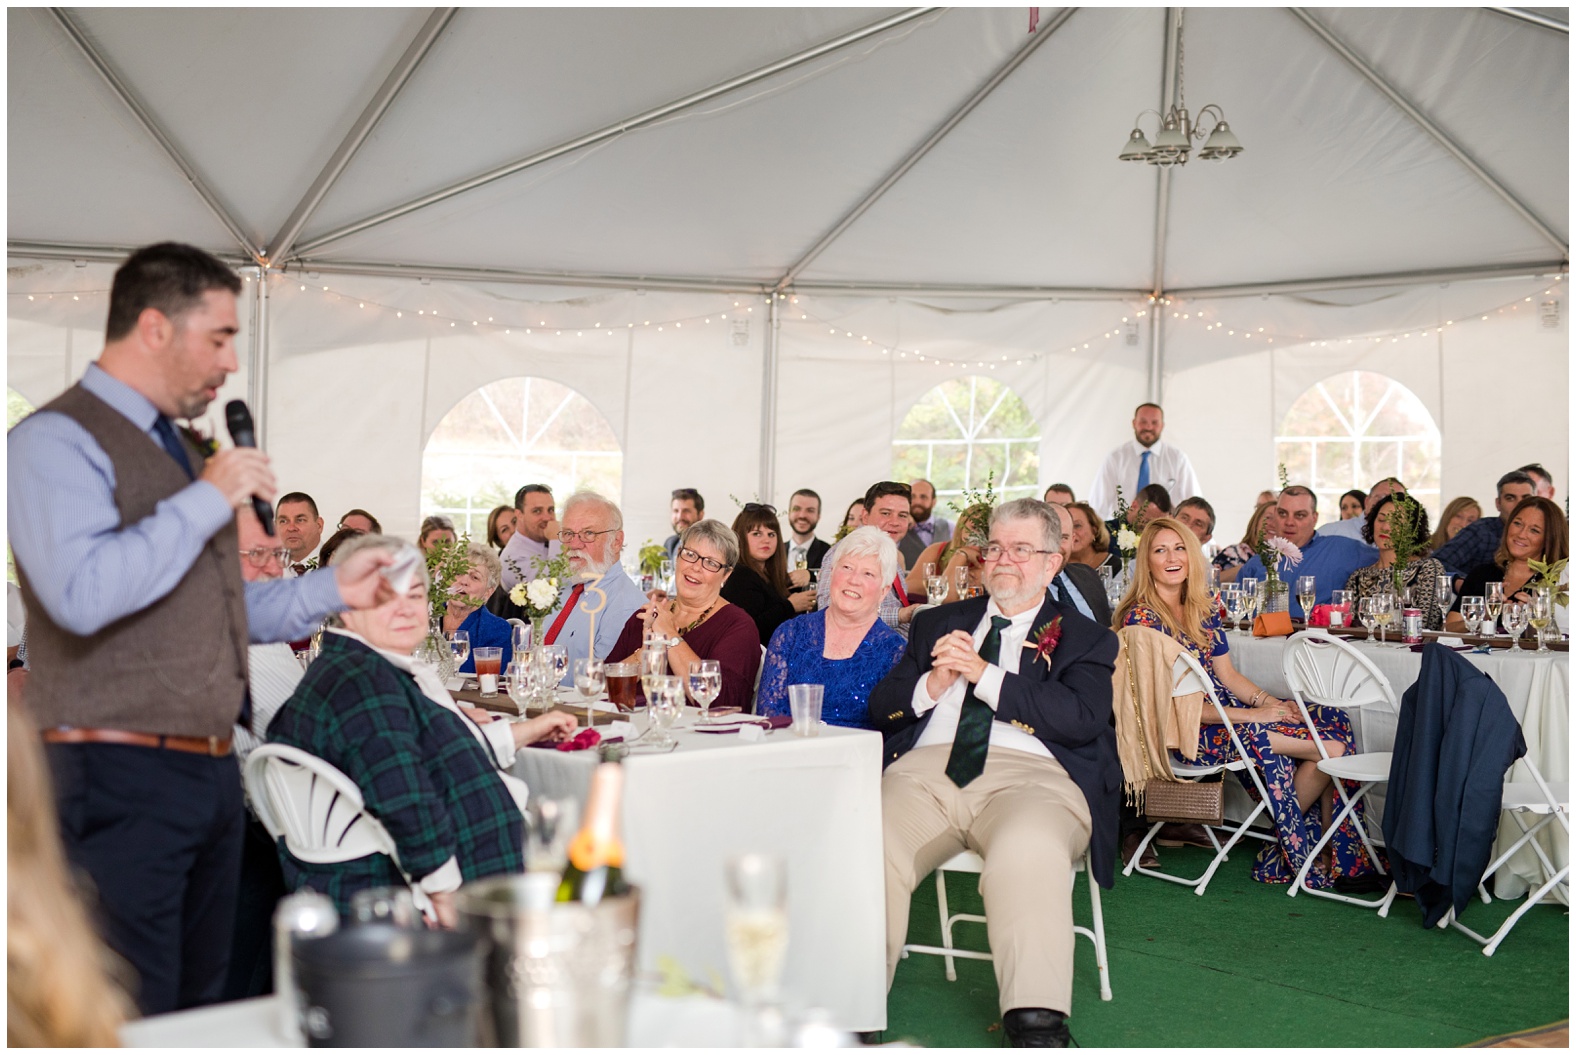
(457, 875, 641, 1047)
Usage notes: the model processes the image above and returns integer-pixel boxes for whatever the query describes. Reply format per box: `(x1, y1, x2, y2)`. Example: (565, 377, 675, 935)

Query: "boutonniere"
(178, 422, 219, 460)
(1024, 615, 1064, 664)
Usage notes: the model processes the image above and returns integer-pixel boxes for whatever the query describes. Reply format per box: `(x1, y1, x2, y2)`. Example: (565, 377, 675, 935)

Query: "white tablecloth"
(120, 990, 753, 1047)
(513, 709, 888, 1031)
(1228, 632, 1568, 900)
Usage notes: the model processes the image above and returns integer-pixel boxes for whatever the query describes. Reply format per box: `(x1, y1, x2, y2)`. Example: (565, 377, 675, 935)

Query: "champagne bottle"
(556, 762, 627, 905)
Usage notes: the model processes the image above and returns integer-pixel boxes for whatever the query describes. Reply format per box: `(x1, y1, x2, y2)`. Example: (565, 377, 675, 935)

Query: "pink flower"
(1024, 616, 1064, 664)
(1266, 536, 1304, 568)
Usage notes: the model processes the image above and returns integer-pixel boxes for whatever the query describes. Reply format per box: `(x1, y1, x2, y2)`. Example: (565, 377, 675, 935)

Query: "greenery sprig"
(1528, 557, 1569, 608)
(946, 471, 998, 549)
(1384, 492, 1426, 594)
(425, 533, 478, 622)
(637, 541, 667, 576)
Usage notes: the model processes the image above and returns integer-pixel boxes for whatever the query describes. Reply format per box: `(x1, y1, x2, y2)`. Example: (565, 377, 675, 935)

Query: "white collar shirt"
(1088, 437, 1202, 520)
(910, 599, 1051, 760)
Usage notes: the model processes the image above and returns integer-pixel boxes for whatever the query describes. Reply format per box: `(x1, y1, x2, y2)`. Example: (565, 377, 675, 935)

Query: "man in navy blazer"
(870, 498, 1118, 1048)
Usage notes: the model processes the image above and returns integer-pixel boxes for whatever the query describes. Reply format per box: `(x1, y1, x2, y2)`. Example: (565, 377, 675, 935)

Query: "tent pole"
(249, 267, 272, 449)
(761, 295, 780, 502)
(1290, 8, 1568, 257)
(774, 6, 1077, 292)
(267, 8, 457, 265)
(294, 8, 942, 257)
(1487, 7, 1568, 32)
(47, 9, 262, 263)
(1146, 7, 1181, 404)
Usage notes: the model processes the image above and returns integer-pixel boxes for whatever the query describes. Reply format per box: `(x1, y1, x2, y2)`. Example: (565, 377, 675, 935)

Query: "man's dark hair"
(338, 508, 381, 533)
(671, 488, 704, 512)
(277, 492, 319, 517)
(863, 480, 912, 508)
(105, 242, 242, 341)
(1044, 483, 1076, 501)
(1279, 484, 1318, 513)
(1176, 496, 1216, 534)
(1134, 402, 1163, 417)
(1133, 483, 1172, 513)
(1362, 492, 1430, 547)
(790, 488, 821, 506)
(1497, 470, 1536, 494)
(1518, 463, 1552, 489)
(513, 483, 553, 510)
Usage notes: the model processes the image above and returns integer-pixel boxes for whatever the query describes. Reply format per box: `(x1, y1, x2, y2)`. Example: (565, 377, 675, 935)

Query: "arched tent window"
(892, 376, 1040, 505)
(1276, 371, 1441, 521)
(421, 377, 622, 539)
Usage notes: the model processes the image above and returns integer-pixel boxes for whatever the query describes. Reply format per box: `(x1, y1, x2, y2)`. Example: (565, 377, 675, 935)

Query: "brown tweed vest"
(16, 384, 249, 738)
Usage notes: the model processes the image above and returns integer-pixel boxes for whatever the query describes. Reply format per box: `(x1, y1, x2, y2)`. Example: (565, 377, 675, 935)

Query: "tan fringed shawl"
(1111, 625, 1206, 810)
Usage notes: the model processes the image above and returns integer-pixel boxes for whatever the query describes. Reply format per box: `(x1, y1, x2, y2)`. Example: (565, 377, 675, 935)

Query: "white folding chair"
(1122, 650, 1276, 896)
(900, 848, 1112, 1002)
(1281, 629, 1399, 906)
(1436, 757, 1569, 956)
(244, 743, 434, 919)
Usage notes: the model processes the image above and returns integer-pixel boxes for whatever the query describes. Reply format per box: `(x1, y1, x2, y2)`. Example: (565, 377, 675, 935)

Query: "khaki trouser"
(883, 744, 1091, 1015)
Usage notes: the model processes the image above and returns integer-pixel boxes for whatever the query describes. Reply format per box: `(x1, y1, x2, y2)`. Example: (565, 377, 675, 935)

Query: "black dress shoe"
(1003, 1008, 1071, 1048)
(1122, 830, 1159, 869)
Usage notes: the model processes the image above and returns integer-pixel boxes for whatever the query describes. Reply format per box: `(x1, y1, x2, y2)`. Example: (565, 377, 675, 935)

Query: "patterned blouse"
(757, 611, 905, 729)
(1343, 556, 1448, 631)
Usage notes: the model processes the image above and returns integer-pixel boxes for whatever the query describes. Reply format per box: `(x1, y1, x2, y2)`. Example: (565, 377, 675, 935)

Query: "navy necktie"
(945, 615, 1012, 788)
(153, 416, 194, 480)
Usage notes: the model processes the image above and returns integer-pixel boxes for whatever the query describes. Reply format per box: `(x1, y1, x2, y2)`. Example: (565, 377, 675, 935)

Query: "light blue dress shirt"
(8, 364, 342, 641)
(1237, 533, 1378, 620)
(544, 562, 646, 683)
(1049, 572, 1095, 621)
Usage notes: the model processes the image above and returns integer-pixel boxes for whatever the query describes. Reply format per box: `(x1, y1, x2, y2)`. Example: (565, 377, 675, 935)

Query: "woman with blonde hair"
(1426, 496, 1482, 553)
(1215, 500, 1279, 582)
(1065, 500, 1117, 573)
(1114, 517, 1377, 890)
(9, 705, 133, 1045)
(903, 502, 990, 603)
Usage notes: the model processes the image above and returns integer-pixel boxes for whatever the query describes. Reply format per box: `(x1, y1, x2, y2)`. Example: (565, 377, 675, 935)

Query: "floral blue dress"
(1123, 603, 1378, 887)
(758, 612, 905, 730)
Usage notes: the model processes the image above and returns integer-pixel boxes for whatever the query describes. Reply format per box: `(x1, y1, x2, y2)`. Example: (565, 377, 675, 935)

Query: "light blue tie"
(1136, 449, 1152, 493)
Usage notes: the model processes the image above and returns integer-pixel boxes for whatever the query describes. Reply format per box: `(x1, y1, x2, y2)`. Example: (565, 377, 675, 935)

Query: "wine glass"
(544, 643, 569, 692)
(640, 638, 670, 706)
(953, 565, 970, 600)
(1223, 587, 1246, 632)
(659, 558, 676, 596)
(1503, 601, 1531, 653)
(1484, 581, 1505, 634)
(573, 658, 606, 724)
(646, 674, 683, 747)
(925, 575, 948, 606)
(1241, 579, 1261, 632)
(724, 854, 789, 1009)
(506, 659, 535, 714)
(923, 562, 937, 579)
(1434, 573, 1452, 615)
(1358, 596, 1377, 641)
(1459, 596, 1485, 638)
(1529, 588, 1554, 653)
(1296, 575, 1316, 623)
(448, 629, 470, 669)
(512, 620, 533, 658)
(687, 659, 722, 724)
(1372, 590, 1395, 644)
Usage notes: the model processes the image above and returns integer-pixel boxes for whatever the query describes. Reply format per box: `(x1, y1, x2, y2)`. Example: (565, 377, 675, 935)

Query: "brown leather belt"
(42, 727, 233, 757)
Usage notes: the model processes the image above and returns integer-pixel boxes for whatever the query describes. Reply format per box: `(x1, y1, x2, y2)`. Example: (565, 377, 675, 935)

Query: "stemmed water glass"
(511, 620, 533, 658)
(1358, 596, 1377, 641)
(645, 674, 683, 747)
(687, 659, 722, 723)
(1459, 596, 1485, 638)
(544, 644, 569, 695)
(448, 629, 470, 670)
(953, 565, 970, 601)
(1372, 590, 1396, 644)
(573, 658, 606, 725)
(724, 853, 790, 1044)
(925, 575, 948, 606)
(1503, 601, 1532, 653)
(506, 659, 535, 714)
(1222, 586, 1245, 633)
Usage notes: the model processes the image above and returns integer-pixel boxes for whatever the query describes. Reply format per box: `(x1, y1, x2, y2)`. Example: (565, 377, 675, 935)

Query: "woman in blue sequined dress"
(758, 527, 905, 729)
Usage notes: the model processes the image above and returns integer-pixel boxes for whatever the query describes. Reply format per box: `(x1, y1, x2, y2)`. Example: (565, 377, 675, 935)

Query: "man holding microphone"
(8, 243, 395, 1014)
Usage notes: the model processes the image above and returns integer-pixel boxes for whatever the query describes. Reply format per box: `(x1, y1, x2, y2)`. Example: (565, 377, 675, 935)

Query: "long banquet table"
(1228, 631, 1568, 901)
(509, 704, 888, 1032)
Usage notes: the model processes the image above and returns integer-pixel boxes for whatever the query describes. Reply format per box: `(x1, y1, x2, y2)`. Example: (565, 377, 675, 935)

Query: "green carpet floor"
(886, 846, 1569, 1048)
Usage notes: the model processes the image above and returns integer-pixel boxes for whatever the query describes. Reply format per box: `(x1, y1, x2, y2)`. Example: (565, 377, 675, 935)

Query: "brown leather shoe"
(1123, 830, 1159, 869)
(1156, 822, 1215, 849)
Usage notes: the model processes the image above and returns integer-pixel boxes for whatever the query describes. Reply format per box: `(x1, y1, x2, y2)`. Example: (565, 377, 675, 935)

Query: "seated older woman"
(418, 515, 457, 552)
(609, 520, 762, 713)
(902, 503, 989, 603)
(1344, 494, 1448, 630)
(758, 527, 905, 730)
(442, 542, 514, 673)
(268, 535, 577, 924)
(1066, 501, 1119, 574)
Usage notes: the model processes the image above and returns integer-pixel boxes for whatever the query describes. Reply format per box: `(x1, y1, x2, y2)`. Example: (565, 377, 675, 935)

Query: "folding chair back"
(1283, 630, 1397, 755)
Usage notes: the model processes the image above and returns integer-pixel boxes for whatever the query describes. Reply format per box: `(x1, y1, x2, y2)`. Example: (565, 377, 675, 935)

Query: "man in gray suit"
(899, 478, 952, 568)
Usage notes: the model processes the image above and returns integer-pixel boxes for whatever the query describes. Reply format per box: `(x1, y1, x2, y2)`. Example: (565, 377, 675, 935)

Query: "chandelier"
(1119, 11, 1242, 166)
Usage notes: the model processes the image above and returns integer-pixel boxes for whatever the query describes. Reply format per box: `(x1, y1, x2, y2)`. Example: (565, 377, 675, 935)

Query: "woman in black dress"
(722, 504, 815, 646)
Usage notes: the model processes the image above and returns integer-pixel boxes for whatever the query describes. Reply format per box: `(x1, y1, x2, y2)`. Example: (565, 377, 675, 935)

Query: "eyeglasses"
(982, 542, 1056, 563)
(558, 528, 617, 545)
(242, 546, 290, 567)
(678, 547, 730, 574)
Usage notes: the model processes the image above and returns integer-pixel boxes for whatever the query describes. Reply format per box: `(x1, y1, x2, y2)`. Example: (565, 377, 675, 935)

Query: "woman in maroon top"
(608, 519, 762, 713)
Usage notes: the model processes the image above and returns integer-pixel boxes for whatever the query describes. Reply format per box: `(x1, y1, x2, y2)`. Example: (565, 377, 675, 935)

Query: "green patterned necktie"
(944, 615, 1011, 788)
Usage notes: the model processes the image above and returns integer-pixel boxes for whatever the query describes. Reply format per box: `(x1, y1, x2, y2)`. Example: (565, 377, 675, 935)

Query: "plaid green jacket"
(266, 632, 524, 915)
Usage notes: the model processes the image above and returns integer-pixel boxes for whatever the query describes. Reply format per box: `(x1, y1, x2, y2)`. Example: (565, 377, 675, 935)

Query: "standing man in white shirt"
(1088, 403, 1201, 520)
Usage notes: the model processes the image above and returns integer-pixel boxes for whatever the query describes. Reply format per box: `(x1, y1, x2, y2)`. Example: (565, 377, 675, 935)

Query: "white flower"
(525, 578, 559, 610)
(1116, 528, 1139, 553)
(1266, 536, 1304, 568)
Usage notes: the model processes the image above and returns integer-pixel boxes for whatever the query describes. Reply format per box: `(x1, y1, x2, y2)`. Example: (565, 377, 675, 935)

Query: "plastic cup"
(788, 684, 824, 737)
(474, 647, 503, 697)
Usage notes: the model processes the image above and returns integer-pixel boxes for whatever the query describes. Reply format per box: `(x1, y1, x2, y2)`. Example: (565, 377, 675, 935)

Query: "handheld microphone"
(224, 399, 276, 535)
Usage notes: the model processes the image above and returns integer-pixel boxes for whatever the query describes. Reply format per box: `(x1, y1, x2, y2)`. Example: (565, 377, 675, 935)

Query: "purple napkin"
(694, 714, 793, 734)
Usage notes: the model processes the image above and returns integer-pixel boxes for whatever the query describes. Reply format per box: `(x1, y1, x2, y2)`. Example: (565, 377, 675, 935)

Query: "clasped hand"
(926, 629, 989, 696)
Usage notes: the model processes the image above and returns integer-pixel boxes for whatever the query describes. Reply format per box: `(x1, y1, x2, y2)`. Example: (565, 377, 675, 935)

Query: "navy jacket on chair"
(1382, 643, 1526, 927)
(868, 593, 1121, 888)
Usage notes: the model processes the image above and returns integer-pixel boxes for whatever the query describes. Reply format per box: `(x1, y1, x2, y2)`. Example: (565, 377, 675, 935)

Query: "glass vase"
(1260, 578, 1290, 615)
(422, 616, 458, 682)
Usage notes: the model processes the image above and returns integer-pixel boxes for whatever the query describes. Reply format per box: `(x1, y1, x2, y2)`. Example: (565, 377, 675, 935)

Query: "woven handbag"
(1141, 776, 1224, 825)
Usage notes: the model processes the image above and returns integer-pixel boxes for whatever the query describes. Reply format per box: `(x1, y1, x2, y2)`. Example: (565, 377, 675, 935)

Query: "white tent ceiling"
(7, 6, 1570, 546)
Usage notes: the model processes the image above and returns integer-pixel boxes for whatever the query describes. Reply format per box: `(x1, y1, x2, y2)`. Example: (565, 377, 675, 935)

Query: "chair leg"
(1376, 881, 1399, 917)
(936, 869, 957, 982)
(1192, 804, 1268, 896)
(1086, 866, 1112, 1002)
(1481, 866, 1570, 956)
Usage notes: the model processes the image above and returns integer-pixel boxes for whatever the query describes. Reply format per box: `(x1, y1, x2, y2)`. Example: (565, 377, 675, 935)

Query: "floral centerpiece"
(508, 550, 574, 646)
(637, 541, 666, 577)
(1111, 484, 1139, 567)
(1528, 557, 1569, 608)
(421, 533, 477, 678)
(1383, 492, 1427, 597)
(1255, 529, 1303, 615)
